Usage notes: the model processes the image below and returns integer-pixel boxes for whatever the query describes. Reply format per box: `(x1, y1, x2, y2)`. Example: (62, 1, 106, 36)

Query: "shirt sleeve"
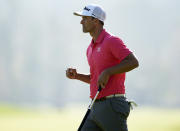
(108, 37, 132, 62)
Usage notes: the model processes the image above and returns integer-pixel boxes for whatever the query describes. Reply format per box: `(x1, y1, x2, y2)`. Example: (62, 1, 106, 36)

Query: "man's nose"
(80, 19, 83, 24)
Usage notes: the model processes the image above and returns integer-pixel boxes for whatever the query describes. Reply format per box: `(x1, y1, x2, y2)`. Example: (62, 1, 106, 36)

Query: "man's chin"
(82, 30, 88, 33)
(82, 27, 89, 33)
(83, 30, 88, 33)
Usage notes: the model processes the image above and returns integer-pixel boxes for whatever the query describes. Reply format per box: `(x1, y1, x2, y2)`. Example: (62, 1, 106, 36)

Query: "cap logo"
(84, 7, 90, 11)
(92, 13, 96, 17)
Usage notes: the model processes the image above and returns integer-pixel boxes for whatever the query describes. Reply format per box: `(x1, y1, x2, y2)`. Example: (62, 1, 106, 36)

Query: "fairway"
(0, 105, 180, 131)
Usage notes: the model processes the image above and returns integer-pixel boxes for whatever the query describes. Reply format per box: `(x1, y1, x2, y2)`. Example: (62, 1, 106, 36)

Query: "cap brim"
(73, 11, 83, 16)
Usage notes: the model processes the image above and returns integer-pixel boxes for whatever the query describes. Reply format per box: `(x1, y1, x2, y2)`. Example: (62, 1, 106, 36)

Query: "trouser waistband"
(95, 94, 125, 102)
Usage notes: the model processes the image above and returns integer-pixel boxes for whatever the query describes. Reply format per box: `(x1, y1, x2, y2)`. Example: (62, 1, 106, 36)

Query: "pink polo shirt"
(86, 29, 132, 99)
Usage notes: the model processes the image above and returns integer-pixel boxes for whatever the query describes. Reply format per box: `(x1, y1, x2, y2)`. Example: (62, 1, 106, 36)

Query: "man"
(66, 4, 139, 131)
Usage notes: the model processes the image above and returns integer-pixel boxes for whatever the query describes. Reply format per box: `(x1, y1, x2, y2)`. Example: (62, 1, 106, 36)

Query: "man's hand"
(66, 68, 91, 84)
(97, 70, 110, 88)
(66, 68, 78, 79)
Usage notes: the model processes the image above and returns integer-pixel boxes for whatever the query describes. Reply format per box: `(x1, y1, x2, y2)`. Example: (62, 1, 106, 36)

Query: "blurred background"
(0, 0, 180, 131)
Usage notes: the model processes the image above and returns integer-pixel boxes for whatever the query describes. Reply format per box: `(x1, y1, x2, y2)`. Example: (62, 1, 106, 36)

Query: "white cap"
(74, 4, 106, 22)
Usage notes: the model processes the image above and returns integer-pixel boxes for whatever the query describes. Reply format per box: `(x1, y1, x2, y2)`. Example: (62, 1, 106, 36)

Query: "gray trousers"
(81, 97, 130, 131)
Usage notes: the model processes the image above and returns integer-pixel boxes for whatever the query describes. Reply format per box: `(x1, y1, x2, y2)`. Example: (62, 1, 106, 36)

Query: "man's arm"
(66, 68, 90, 84)
(106, 53, 139, 75)
(98, 53, 139, 88)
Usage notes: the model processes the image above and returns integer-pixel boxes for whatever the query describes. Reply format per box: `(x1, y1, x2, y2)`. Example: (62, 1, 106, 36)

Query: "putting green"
(0, 105, 180, 131)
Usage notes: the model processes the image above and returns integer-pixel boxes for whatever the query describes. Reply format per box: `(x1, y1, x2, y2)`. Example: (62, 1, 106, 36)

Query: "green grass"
(128, 108, 180, 131)
(0, 105, 180, 131)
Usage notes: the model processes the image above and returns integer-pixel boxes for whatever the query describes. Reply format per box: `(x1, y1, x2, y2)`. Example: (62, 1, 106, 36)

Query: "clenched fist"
(66, 68, 78, 79)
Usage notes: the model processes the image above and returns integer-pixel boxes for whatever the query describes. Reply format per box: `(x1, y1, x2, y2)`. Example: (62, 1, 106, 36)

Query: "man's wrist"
(75, 73, 82, 80)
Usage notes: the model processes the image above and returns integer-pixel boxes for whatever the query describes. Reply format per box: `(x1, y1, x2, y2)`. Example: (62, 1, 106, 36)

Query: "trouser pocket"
(110, 97, 130, 118)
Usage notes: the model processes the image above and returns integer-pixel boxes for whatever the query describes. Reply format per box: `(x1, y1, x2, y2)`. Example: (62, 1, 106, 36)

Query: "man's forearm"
(76, 74, 90, 84)
(106, 53, 139, 76)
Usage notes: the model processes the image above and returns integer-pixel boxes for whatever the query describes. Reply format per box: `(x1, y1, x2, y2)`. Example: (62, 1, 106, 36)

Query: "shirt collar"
(91, 29, 106, 44)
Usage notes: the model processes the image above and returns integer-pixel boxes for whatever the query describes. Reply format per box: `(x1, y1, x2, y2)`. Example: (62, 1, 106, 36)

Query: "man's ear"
(94, 18, 99, 25)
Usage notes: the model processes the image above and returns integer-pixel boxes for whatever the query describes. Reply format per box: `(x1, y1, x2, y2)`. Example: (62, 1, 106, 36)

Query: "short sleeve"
(108, 37, 132, 62)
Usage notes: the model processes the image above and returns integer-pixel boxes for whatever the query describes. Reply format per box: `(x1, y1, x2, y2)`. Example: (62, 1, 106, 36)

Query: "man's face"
(80, 16, 95, 33)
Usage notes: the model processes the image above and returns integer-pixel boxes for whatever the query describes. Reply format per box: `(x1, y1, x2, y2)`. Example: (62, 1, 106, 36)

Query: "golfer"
(66, 4, 139, 131)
